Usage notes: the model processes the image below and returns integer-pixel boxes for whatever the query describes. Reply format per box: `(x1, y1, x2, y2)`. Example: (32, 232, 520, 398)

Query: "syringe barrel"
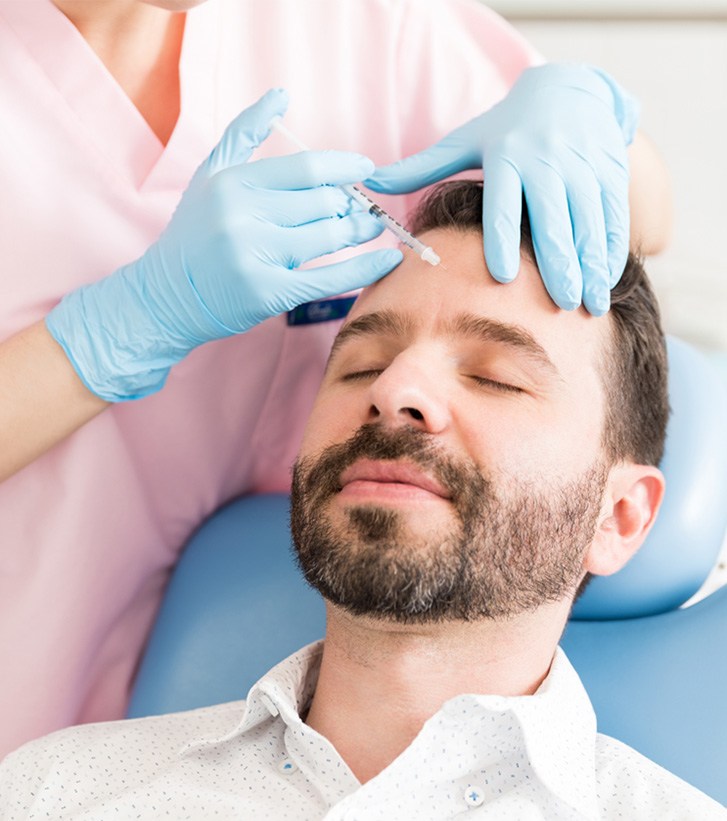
(271, 121, 440, 266)
(343, 186, 440, 266)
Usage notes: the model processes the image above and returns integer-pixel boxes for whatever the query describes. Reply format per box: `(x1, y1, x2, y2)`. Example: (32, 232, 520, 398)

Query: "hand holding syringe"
(271, 118, 441, 267)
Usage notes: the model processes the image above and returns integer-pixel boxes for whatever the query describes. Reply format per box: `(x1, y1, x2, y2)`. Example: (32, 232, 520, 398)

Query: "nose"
(367, 349, 451, 434)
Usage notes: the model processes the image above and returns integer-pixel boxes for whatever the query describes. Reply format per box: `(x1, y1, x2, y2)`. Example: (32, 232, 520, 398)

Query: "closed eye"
(469, 375, 524, 394)
(341, 369, 384, 382)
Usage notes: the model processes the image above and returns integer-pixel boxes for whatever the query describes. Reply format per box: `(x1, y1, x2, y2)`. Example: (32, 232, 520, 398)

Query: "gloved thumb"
(202, 88, 289, 176)
(366, 130, 479, 194)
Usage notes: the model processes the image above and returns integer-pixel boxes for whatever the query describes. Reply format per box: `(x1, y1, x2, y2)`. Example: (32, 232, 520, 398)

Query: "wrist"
(45, 256, 201, 402)
(45, 279, 173, 403)
(46, 244, 243, 402)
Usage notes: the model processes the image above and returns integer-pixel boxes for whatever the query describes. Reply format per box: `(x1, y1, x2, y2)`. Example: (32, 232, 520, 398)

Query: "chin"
(342, 500, 455, 546)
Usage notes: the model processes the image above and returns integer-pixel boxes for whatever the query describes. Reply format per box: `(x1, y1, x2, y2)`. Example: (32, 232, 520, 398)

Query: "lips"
(339, 459, 451, 500)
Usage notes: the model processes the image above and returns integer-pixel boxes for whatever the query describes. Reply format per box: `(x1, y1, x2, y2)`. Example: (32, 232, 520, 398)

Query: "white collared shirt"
(0, 643, 723, 820)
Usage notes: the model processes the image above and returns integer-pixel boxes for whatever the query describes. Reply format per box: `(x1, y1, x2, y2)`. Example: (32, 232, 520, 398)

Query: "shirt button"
(278, 758, 297, 775)
(464, 785, 485, 808)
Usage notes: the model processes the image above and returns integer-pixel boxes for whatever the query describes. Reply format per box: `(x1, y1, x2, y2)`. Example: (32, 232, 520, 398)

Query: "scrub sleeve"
(0, 0, 539, 757)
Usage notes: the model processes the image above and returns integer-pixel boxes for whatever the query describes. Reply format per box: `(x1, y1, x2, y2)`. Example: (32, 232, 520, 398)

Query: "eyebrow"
(328, 310, 414, 361)
(329, 309, 561, 379)
(447, 313, 561, 377)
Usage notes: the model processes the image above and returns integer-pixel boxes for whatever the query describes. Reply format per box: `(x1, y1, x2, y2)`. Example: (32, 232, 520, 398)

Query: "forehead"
(344, 228, 610, 381)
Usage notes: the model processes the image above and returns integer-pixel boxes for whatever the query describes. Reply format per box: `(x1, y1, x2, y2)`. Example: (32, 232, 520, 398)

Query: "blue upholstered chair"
(128, 337, 727, 805)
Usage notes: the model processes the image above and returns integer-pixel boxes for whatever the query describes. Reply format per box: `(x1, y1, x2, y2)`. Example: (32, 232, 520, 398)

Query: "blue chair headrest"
(572, 336, 727, 619)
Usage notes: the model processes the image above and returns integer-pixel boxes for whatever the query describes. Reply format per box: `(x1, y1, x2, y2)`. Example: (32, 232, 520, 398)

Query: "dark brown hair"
(409, 180, 669, 467)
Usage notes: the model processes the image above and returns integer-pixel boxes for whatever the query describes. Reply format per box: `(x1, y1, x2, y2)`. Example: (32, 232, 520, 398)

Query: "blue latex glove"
(367, 64, 640, 316)
(46, 89, 402, 401)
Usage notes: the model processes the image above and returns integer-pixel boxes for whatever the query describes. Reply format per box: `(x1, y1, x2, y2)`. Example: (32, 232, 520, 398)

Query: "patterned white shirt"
(0, 643, 724, 820)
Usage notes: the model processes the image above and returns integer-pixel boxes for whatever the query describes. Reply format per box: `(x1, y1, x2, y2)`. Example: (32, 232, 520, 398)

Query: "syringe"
(270, 117, 441, 267)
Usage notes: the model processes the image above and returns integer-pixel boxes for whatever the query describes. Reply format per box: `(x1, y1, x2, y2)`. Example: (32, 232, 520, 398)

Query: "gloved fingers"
(568, 176, 611, 316)
(286, 212, 385, 268)
(250, 186, 355, 227)
(601, 178, 631, 287)
(283, 249, 404, 308)
(366, 132, 479, 194)
(203, 88, 289, 175)
(241, 151, 375, 191)
(524, 172, 583, 311)
(482, 159, 524, 283)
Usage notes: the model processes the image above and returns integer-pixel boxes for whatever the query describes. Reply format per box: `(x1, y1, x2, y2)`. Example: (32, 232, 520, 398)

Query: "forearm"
(628, 130, 673, 256)
(0, 321, 108, 483)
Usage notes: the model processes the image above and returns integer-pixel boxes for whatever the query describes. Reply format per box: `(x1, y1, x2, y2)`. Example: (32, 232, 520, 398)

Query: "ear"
(583, 463, 666, 577)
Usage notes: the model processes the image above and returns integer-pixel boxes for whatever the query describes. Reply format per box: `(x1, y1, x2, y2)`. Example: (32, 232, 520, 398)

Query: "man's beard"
(291, 424, 607, 623)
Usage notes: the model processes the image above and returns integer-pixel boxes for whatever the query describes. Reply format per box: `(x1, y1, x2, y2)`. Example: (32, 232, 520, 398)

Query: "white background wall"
(486, 3, 727, 355)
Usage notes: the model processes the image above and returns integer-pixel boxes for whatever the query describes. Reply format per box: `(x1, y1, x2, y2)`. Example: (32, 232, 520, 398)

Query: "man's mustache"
(296, 423, 483, 506)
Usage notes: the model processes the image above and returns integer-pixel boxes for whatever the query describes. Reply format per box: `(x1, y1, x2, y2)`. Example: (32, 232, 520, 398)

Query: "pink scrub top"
(0, 0, 538, 757)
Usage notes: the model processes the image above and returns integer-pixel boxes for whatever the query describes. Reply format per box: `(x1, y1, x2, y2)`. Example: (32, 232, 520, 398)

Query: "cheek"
(459, 398, 604, 481)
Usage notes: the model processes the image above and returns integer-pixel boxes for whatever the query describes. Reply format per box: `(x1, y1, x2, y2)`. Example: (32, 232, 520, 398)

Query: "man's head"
(291, 180, 668, 624)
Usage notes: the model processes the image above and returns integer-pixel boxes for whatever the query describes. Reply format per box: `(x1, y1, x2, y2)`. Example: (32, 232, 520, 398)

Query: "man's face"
(292, 229, 613, 622)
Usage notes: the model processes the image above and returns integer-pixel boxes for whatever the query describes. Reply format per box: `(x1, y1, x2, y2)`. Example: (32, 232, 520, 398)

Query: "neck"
(305, 602, 571, 783)
(52, 1, 185, 145)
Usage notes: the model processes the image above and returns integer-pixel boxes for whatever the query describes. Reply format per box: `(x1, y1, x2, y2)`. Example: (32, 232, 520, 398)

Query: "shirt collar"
(506, 647, 599, 819)
(178, 641, 324, 756)
(178, 643, 599, 818)
(435, 647, 598, 818)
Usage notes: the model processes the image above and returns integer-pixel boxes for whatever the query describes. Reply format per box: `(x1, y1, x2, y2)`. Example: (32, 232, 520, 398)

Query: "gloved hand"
(46, 89, 402, 401)
(367, 64, 639, 316)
